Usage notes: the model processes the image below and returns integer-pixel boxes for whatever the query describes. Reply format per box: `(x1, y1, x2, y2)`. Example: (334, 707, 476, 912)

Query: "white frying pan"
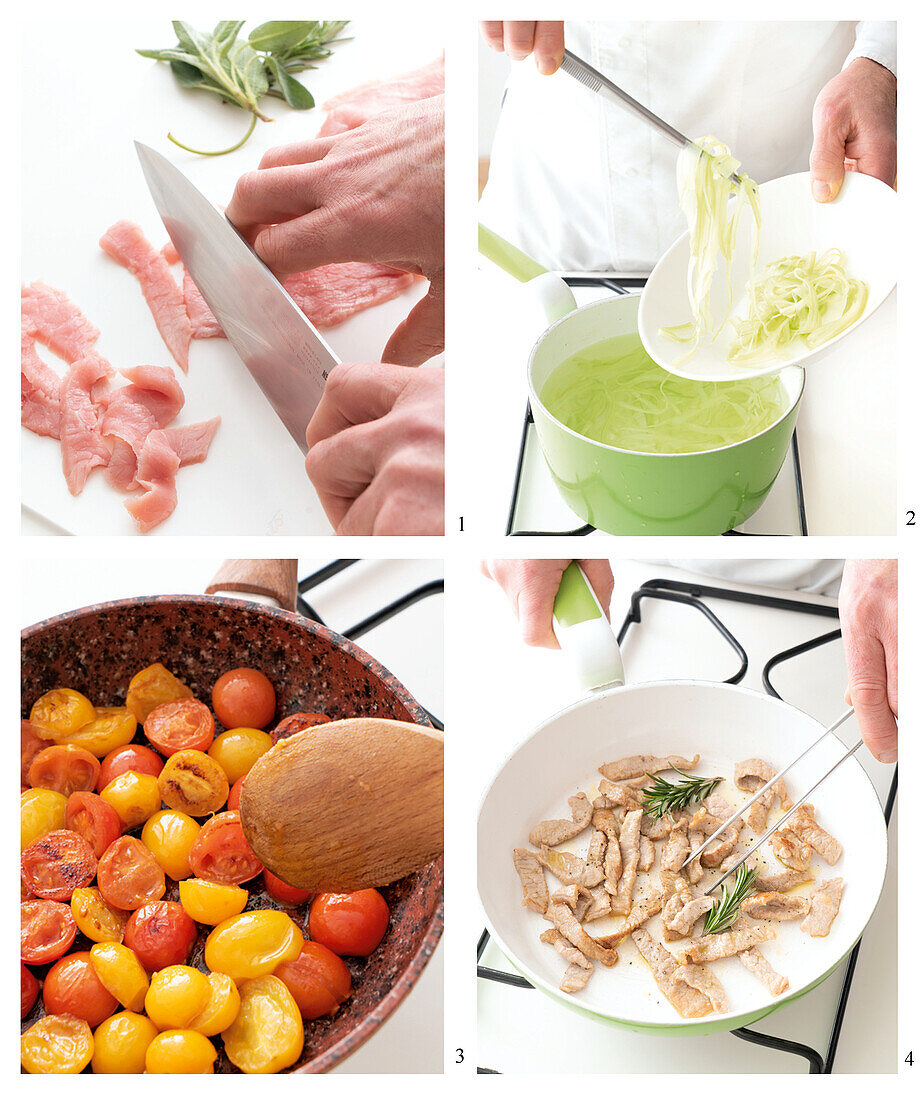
(477, 565, 888, 1035)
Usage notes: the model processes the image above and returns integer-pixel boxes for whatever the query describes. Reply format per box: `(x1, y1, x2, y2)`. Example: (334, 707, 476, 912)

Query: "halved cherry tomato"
(271, 711, 331, 745)
(22, 719, 49, 784)
(263, 869, 313, 906)
(65, 792, 121, 858)
(21, 1013, 94, 1074)
(274, 940, 352, 1019)
(44, 951, 119, 1027)
(188, 972, 240, 1036)
(22, 831, 97, 901)
(204, 911, 303, 982)
(221, 975, 303, 1074)
(21, 899, 77, 964)
(99, 770, 161, 830)
(145, 698, 215, 754)
(158, 749, 229, 816)
(126, 663, 193, 723)
(178, 878, 248, 925)
(92, 1011, 158, 1074)
(309, 889, 390, 956)
(29, 744, 100, 797)
(89, 942, 149, 1012)
(208, 726, 272, 784)
(70, 887, 127, 943)
(58, 707, 137, 758)
(212, 667, 277, 730)
(145, 965, 211, 1029)
(22, 962, 40, 1018)
(21, 788, 67, 850)
(29, 689, 96, 740)
(145, 1029, 216, 1074)
(226, 775, 246, 811)
(141, 809, 200, 880)
(124, 901, 197, 971)
(97, 743, 164, 792)
(97, 836, 165, 910)
(187, 810, 263, 885)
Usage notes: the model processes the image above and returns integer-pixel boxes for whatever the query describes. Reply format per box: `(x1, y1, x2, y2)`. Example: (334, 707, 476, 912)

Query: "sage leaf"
(264, 56, 315, 110)
(249, 21, 319, 53)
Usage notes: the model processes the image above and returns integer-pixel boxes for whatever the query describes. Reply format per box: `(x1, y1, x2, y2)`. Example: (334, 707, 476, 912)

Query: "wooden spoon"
(239, 717, 444, 891)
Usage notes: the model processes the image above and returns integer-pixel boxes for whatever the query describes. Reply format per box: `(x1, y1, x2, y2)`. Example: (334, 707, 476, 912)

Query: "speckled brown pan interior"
(21, 595, 443, 1074)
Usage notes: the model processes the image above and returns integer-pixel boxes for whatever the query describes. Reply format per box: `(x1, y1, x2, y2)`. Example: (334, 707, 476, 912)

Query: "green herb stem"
(702, 864, 759, 935)
(168, 111, 259, 157)
(640, 771, 722, 819)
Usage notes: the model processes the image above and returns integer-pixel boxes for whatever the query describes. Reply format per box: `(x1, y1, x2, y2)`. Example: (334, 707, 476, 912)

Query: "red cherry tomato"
(43, 951, 119, 1027)
(274, 940, 352, 1019)
(97, 744, 164, 792)
(64, 792, 122, 858)
(263, 870, 313, 906)
(144, 698, 216, 755)
(212, 668, 276, 730)
(21, 720, 49, 785)
(124, 901, 198, 971)
(226, 776, 246, 811)
(21, 900, 78, 964)
(28, 744, 100, 797)
(187, 810, 263, 886)
(309, 889, 390, 956)
(271, 712, 331, 745)
(21, 831, 98, 902)
(21, 962, 40, 1018)
(97, 836, 166, 910)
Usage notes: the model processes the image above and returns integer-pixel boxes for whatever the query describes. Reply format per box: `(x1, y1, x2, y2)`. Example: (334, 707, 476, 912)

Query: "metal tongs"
(558, 48, 744, 187)
(680, 707, 862, 895)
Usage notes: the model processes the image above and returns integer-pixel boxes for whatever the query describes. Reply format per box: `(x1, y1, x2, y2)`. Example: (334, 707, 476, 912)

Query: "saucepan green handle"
(478, 222, 578, 324)
(552, 562, 626, 693)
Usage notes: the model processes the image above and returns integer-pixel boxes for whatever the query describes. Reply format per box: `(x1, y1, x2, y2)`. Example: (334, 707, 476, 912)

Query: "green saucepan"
(479, 225, 804, 535)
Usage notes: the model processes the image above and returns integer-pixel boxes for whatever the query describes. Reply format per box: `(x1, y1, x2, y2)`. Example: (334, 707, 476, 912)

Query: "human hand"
(304, 363, 444, 535)
(838, 559, 897, 762)
(480, 21, 565, 75)
(810, 57, 896, 202)
(480, 559, 614, 648)
(226, 96, 445, 366)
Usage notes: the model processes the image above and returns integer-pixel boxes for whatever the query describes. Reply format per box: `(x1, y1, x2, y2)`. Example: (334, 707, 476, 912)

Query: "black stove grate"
(506, 276, 808, 537)
(297, 559, 443, 731)
(477, 577, 897, 1073)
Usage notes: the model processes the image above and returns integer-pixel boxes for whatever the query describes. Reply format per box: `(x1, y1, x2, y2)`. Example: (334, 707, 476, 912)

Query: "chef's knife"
(135, 141, 339, 454)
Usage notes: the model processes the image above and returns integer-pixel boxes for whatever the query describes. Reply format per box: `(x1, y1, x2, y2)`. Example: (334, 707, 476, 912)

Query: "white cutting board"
(21, 18, 445, 536)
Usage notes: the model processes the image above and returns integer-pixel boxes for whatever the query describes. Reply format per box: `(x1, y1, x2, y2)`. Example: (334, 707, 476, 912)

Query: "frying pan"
(478, 565, 887, 1036)
(21, 559, 443, 1073)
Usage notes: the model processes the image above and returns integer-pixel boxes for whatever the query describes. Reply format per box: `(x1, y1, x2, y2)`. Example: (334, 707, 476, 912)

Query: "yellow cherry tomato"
(142, 809, 201, 880)
(100, 770, 162, 830)
(145, 1030, 216, 1074)
(178, 878, 248, 925)
(71, 887, 127, 943)
(91, 1011, 158, 1074)
(20, 788, 67, 849)
(127, 663, 194, 723)
(222, 976, 304, 1074)
(145, 964, 211, 1029)
(158, 750, 229, 817)
(188, 972, 241, 1035)
(30, 689, 96, 739)
(21, 1013, 94, 1074)
(205, 911, 303, 982)
(58, 707, 137, 758)
(208, 727, 273, 785)
(89, 942, 149, 1012)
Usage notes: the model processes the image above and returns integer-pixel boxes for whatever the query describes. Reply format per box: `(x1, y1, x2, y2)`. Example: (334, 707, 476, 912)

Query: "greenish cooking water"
(540, 335, 788, 454)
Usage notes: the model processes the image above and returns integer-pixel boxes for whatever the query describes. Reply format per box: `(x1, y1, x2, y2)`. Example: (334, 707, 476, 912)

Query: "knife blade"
(135, 142, 339, 453)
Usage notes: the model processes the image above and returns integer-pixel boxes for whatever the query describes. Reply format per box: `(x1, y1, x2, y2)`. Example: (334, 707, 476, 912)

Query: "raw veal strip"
(318, 55, 444, 136)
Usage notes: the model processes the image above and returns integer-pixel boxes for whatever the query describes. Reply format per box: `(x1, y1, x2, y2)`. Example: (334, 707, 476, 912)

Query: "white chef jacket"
(480, 21, 896, 274)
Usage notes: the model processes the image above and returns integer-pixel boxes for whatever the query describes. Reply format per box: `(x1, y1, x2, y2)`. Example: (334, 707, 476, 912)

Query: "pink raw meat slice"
(163, 418, 221, 466)
(318, 56, 444, 136)
(21, 282, 110, 372)
(21, 334, 63, 439)
(125, 430, 181, 533)
(162, 241, 180, 265)
(60, 357, 113, 495)
(183, 270, 224, 338)
(119, 366, 186, 427)
(100, 221, 192, 372)
(101, 366, 186, 491)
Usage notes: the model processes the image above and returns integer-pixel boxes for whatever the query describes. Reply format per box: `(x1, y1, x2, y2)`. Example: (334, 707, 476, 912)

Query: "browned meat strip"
(801, 878, 844, 937)
(661, 824, 690, 872)
(536, 846, 605, 888)
(631, 929, 713, 1019)
(674, 964, 729, 1014)
(740, 891, 810, 921)
(593, 893, 664, 949)
(638, 834, 655, 872)
(686, 830, 705, 884)
(788, 804, 842, 865)
(734, 757, 791, 830)
(600, 754, 699, 782)
(512, 848, 548, 914)
(613, 808, 642, 914)
(549, 903, 619, 966)
(529, 792, 594, 847)
(592, 809, 622, 889)
(738, 949, 789, 995)
(587, 827, 607, 872)
(550, 884, 584, 908)
(691, 794, 743, 868)
(667, 897, 715, 939)
(584, 884, 612, 922)
(672, 925, 775, 964)
(769, 827, 813, 871)
(640, 813, 673, 840)
(597, 779, 643, 810)
(540, 927, 590, 968)
(561, 962, 594, 993)
(753, 868, 815, 892)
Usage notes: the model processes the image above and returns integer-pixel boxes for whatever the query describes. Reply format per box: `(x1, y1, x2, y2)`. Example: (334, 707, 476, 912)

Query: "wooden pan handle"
(205, 559, 298, 611)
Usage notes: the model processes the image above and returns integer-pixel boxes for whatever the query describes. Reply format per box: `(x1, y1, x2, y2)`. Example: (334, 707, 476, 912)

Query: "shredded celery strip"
(729, 248, 869, 365)
(540, 334, 788, 454)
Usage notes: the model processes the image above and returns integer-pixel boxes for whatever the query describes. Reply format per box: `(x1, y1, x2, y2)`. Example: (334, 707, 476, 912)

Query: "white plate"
(478, 681, 887, 1032)
(639, 172, 897, 382)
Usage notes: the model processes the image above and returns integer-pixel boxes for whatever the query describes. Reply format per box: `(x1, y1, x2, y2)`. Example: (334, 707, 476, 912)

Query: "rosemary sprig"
(640, 770, 722, 819)
(703, 864, 759, 935)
